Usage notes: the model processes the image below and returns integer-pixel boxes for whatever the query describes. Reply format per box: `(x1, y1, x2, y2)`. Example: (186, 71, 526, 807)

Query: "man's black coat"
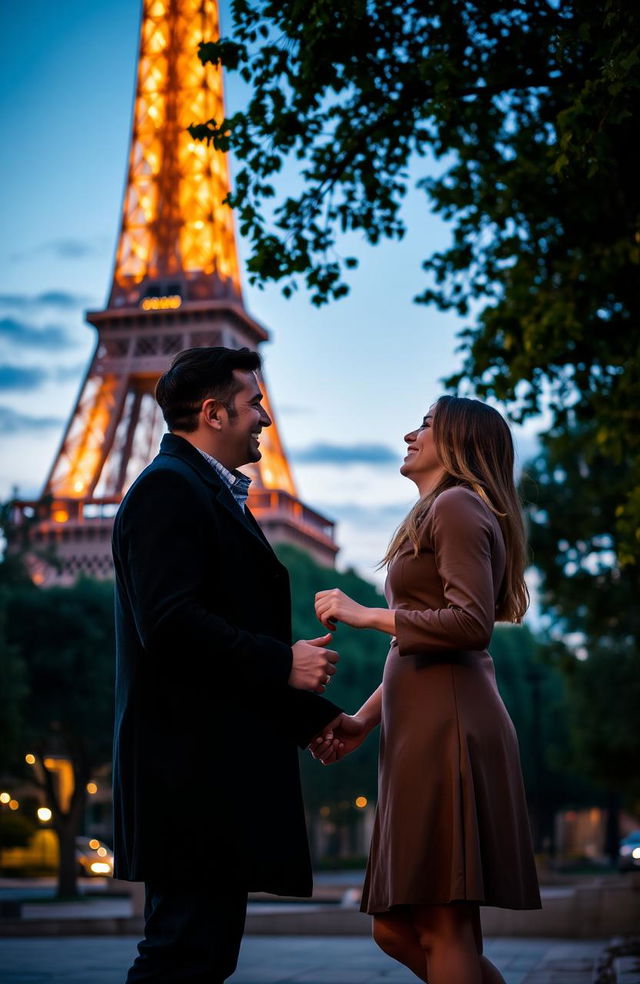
(112, 433, 340, 893)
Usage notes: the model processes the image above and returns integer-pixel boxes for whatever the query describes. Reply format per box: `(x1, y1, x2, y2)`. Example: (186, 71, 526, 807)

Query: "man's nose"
(261, 407, 272, 427)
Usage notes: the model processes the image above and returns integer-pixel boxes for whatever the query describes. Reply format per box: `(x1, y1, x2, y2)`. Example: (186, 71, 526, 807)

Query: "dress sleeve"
(394, 487, 496, 655)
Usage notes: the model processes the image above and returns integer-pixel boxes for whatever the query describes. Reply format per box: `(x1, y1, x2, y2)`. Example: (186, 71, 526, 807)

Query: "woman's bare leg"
(372, 904, 507, 983)
(479, 956, 507, 984)
(410, 902, 482, 984)
(372, 911, 428, 981)
(471, 906, 508, 984)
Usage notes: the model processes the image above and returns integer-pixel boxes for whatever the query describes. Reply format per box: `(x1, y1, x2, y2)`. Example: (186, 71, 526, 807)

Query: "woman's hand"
(315, 588, 369, 630)
(308, 713, 369, 765)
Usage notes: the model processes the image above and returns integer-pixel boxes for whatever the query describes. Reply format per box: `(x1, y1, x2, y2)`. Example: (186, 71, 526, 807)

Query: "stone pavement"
(0, 935, 605, 983)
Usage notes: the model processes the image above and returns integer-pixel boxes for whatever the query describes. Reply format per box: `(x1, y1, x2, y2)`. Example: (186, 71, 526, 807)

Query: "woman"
(312, 396, 541, 984)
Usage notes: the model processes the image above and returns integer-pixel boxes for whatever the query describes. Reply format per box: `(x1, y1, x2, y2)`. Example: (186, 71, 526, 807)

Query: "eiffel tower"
(13, 0, 337, 585)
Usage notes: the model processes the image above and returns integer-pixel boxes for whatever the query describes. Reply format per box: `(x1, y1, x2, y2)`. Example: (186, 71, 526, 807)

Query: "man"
(112, 346, 343, 983)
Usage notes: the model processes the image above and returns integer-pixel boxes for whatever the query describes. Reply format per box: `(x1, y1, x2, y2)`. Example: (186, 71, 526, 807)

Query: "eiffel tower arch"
(12, 0, 337, 585)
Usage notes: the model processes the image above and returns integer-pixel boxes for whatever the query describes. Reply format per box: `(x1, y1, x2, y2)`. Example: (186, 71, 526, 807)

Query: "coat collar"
(158, 432, 276, 556)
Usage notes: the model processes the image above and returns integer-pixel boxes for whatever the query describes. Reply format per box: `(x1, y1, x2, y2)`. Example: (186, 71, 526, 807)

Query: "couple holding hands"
(112, 346, 540, 984)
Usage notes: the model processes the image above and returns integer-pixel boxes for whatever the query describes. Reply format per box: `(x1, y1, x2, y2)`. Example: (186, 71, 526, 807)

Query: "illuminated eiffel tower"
(14, 0, 337, 585)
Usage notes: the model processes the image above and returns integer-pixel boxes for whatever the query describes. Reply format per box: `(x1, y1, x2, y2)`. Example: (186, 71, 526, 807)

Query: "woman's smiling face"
(400, 405, 445, 491)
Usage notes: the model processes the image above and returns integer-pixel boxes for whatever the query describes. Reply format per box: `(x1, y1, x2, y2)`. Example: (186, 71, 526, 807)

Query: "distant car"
(76, 836, 114, 877)
(618, 831, 640, 872)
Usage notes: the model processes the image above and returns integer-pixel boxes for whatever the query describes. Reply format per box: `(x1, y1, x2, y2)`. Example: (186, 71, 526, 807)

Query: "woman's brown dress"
(361, 486, 541, 913)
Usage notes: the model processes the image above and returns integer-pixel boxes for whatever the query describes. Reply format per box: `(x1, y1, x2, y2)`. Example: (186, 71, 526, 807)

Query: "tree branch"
(307, 73, 566, 204)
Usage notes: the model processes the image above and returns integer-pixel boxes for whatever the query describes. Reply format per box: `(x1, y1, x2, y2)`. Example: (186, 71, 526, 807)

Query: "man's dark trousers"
(126, 880, 248, 983)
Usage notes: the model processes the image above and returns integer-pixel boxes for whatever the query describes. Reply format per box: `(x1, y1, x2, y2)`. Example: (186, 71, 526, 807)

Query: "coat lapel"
(158, 433, 278, 557)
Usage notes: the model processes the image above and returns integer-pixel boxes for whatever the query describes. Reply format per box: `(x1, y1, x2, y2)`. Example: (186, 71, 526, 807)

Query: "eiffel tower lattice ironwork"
(13, 0, 337, 585)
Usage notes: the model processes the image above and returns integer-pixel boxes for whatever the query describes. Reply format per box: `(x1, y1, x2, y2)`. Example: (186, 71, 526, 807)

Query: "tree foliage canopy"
(0, 563, 115, 895)
(522, 426, 640, 808)
(2, 577, 115, 779)
(191, 0, 640, 560)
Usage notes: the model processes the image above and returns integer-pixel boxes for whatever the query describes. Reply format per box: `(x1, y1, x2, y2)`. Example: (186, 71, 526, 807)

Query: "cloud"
(0, 365, 48, 391)
(290, 442, 400, 465)
(38, 290, 88, 309)
(10, 236, 109, 262)
(0, 318, 77, 349)
(54, 362, 86, 383)
(0, 405, 64, 434)
(0, 290, 91, 310)
(0, 361, 85, 392)
(0, 294, 33, 309)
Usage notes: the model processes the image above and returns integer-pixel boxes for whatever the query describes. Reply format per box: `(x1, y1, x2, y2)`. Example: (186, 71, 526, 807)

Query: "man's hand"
(309, 713, 369, 764)
(289, 633, 339, 693)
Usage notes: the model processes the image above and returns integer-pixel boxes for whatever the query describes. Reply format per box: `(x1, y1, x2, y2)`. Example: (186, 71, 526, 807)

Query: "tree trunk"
(605, 791, 621, 867)
(56, 818, 78, 899)
(36, 751, 90, 898)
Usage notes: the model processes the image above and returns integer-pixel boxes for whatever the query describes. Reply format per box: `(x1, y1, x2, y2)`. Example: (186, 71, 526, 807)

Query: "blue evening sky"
(0, 0, 541, 579)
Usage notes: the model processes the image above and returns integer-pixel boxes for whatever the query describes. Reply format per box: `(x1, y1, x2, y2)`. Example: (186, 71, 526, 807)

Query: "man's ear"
(201, 398, 225, 431)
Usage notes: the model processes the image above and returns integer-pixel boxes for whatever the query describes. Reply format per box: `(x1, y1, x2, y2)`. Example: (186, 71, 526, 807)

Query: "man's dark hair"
(155, 346, 261, 432)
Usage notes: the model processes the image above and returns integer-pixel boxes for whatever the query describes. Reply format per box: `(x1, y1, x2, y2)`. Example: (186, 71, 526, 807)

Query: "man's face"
(221, 369, 272, 469)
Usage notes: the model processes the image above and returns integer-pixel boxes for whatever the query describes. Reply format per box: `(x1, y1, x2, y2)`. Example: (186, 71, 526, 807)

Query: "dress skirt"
(360, 643, 541, 913)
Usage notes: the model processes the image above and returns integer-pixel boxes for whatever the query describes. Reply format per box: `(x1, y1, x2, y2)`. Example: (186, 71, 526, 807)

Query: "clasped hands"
(309, 712, 368, 765)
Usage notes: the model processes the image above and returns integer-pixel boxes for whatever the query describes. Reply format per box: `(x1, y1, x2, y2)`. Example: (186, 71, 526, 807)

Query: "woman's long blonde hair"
(382, 395, 529, 622)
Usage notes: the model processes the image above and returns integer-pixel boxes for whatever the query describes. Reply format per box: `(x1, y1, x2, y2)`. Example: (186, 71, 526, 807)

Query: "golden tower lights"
(14, 0, 337, 583)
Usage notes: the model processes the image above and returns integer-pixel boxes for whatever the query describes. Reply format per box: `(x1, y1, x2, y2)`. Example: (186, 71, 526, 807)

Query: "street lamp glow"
(8, 799, 19, 811)
(89, 838, 100, 850)
(37, 807, 52, 822)
(0, 792, 10, 804)
(86, 782, 98, 795)
(355, 796, 368, 809)
(25, 753, 36, 765)
(90, 862, 112, 874)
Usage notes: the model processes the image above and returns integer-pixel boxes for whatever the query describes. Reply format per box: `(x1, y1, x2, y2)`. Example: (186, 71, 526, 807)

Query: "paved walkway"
(0, 935, 605, 983)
